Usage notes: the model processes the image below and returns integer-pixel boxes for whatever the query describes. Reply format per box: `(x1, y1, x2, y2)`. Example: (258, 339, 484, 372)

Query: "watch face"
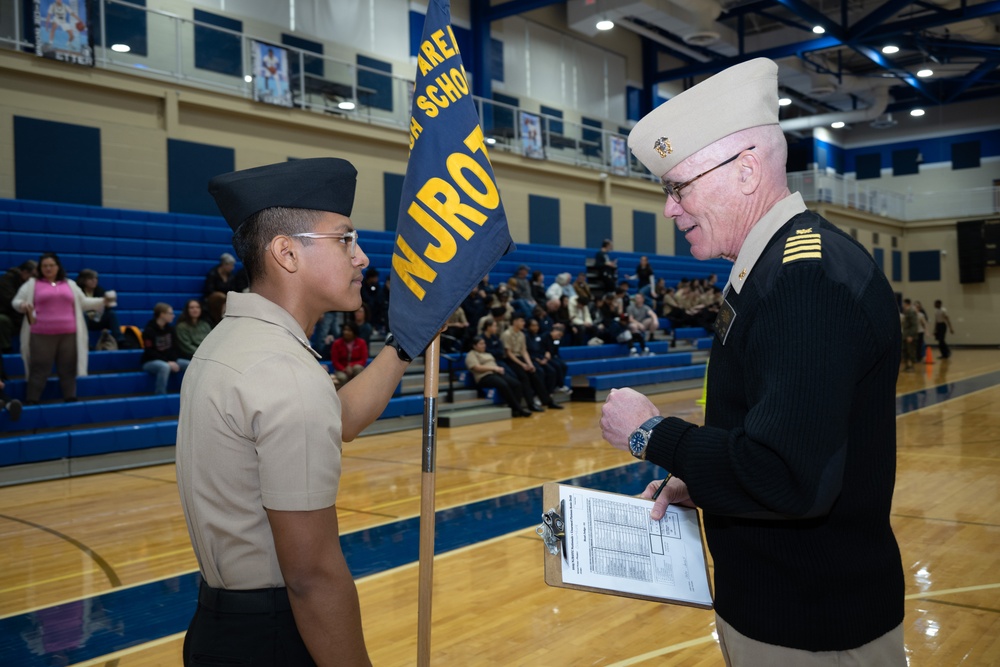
(628, 431, 646, 457)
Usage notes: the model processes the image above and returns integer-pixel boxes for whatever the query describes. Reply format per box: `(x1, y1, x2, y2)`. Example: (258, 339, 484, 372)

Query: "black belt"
(198, 580, 292, 614)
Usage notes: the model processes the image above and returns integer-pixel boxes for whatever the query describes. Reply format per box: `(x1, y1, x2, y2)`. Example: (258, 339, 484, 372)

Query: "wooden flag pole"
(417, 333, 441, 667)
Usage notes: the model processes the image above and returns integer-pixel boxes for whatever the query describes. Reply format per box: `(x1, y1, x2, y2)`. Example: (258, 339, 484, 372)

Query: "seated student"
(541, 323, 571, 394)
(464, 335, 531, 417)
(525, 318, 559, 395)
(352, 304, 373, 345)
(141, 302, 190, 395)
(330, 321, 368, 389)
(0, 355, 23, 422)
(501, 313, 562, 411)
(76, 269, 124, 347)
(176, 299, 212, 360)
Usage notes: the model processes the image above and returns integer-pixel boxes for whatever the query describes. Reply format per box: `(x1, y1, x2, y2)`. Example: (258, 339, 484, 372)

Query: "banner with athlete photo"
(609, 135, 628, 176)
(34, 0, 93, 66)
(251, 41, 292, 107)
(520, 111, 544, 160)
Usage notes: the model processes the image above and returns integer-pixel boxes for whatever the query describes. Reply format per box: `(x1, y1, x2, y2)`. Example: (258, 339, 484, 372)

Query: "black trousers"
(476, 371, 524, 410)
(27, 333, 77, 402)
(935, 323, 951, 358)
(184, 582, 316, 666)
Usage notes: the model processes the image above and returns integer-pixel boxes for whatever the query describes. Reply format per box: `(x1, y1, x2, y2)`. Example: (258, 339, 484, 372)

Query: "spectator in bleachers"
(12, 252, 111, 405)
(526, 317, 559, 396)
(568, 294, 599, 346)
(0, 356, 23, 422)
(540, 322, 571, 394)
(312, 311, 341, 358)
(0, 260, 36, 353)
(176, 299, 211, 360)
(443, 305, 469, 353)
(141, 302, 189, 395)
(596, 293, 647, 355)
(352, 305, 373, 345)
(572, 272, 593, 304)
(76, 269, 124, 348)
(464, 335, 531, 417)
(360, 267, 385, 334)
(532, 304, 553, 335)
(530, 271, 547, 307)
(330, 321, 368, 389)
(545, 272, 573, 312)
(627, 293, 660, 340)
(203, 252, 237, 325)
(510, 265, 536, 317)
(593, 238, 617, 293)
(462, 285, 488, 330)
(204, 252, 237, 297)
(501, 314, 562, 411)
(628, 256, 656, 296)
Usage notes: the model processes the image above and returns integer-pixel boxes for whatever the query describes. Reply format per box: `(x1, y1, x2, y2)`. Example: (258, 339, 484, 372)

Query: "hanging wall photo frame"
(34, 0, 94, 67)
(251, 40, 293, 108)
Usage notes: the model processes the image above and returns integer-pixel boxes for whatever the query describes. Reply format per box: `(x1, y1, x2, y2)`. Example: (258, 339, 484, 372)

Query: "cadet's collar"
(222, 292, 322, 359)
(725, 192, 807, 295)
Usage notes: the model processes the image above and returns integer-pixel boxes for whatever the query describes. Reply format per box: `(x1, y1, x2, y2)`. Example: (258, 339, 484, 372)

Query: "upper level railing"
(2, 0, 997, 223)
(789, 169, 1000, 222)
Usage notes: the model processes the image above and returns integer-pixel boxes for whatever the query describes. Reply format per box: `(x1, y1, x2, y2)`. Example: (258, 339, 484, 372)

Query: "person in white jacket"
(12, 252, 110, 403)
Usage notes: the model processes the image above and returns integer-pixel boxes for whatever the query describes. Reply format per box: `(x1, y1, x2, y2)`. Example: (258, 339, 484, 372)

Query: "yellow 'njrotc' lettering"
(394, 127, 499, 301)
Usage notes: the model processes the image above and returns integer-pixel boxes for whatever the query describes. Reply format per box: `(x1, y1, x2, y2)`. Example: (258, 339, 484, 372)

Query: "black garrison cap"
(208, 158, 358, 232)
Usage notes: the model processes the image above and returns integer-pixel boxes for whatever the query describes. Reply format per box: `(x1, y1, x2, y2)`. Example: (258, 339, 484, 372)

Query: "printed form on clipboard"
(538, 482, 713, 609)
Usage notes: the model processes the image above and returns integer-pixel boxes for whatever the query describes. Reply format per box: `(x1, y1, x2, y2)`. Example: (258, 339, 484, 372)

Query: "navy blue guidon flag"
(389, 0, 515, 358)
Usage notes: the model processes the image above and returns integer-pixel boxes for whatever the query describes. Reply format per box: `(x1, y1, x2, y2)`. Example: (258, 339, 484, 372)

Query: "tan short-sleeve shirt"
(176, 292, 342, 590)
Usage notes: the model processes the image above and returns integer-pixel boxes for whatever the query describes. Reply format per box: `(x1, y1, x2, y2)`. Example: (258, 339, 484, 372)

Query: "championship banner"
(390, 0, 515, 358)
(251, 41, 293, 107)
(35, 0, 93, 66)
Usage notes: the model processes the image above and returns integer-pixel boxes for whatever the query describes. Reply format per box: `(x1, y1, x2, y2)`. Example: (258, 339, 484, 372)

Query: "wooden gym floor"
(1, 349, 998, 666)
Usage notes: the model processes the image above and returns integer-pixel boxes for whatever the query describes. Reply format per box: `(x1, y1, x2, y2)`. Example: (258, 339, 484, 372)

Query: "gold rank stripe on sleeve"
(783, 233, 822, 264)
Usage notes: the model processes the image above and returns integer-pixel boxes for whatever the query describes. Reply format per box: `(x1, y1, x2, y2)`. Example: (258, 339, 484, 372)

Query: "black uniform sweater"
(645, 210, 904, 651)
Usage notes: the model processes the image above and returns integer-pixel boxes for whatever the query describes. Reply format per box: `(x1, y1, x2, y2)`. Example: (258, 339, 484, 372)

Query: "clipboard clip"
(535, 501, 566, 558)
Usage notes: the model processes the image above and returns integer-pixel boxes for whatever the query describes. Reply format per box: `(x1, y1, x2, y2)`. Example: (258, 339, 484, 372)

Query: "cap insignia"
(654, 137, 673, 158)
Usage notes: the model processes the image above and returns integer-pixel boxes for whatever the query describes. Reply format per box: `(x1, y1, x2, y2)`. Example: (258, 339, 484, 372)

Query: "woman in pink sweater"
(12, 253, 110, 404)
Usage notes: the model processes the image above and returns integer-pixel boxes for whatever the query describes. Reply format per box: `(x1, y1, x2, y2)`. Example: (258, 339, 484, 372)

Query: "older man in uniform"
(600, 58, 905, 665)
(177, 158, 414, 666)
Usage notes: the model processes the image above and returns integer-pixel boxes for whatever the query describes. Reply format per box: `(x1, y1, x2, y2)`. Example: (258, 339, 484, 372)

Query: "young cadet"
(600, 59, 905, 665)
(177, 158, 413, 667)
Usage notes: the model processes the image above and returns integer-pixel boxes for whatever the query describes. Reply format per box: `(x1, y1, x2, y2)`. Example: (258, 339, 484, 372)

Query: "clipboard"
(537, 482, 713, 609)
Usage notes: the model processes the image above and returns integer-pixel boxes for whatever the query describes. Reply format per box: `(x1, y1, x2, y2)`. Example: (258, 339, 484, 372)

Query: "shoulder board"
(782, 226, 822, 265)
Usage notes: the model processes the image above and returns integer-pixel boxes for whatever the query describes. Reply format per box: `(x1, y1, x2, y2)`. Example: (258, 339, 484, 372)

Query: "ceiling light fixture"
(917, 67, 933, 78)
(882, 45, 899, 54)
(831, 121, 846, 129)
(338, 101, 356, 111)
(111, 43, 131, 53)
(596, 18, 614, 31)
(485, 137, 497, 145)
(910, 108, 925, 117)
(244, 74, 253, 83)
(812, 26, 825, 34)
(778, 97, 792, 106)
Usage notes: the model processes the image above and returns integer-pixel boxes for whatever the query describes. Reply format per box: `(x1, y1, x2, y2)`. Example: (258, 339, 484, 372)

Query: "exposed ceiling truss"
(480, 0, 1000, 131)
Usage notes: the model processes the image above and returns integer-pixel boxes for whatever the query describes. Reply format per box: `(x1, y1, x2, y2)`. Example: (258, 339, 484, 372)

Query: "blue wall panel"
(167, 139, 234, 216)
(193, 10, 241, 77)
(633, 210, 656, 253)
(873, 247, 885, 273)
(529, 194, 560, 246)
(14, 116, 102, 206)
(384, 172, 405, 232)
(584, 203, 611, 250)
(892, 250, 903, 282)
(909, 250, 941, 282)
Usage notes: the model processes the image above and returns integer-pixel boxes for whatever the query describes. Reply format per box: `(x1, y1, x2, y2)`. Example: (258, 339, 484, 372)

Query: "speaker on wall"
(956, 220, 985, 284)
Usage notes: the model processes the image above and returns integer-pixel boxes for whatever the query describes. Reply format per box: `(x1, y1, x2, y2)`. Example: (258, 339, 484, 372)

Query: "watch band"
(630, 415, 664, 460)
(384, 332, 413, 362)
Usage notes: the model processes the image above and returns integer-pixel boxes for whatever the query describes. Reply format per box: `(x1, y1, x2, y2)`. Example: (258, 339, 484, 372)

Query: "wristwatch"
(628, 416, 664, 460)
(383, 332, 413, 362)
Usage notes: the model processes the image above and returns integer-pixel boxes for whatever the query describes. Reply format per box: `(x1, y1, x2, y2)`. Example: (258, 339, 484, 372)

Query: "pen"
(651, 474, 672, 501)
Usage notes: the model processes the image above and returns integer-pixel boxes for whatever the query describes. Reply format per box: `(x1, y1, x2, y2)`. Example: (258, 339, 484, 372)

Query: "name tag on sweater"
(714, 299, 736, 345)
